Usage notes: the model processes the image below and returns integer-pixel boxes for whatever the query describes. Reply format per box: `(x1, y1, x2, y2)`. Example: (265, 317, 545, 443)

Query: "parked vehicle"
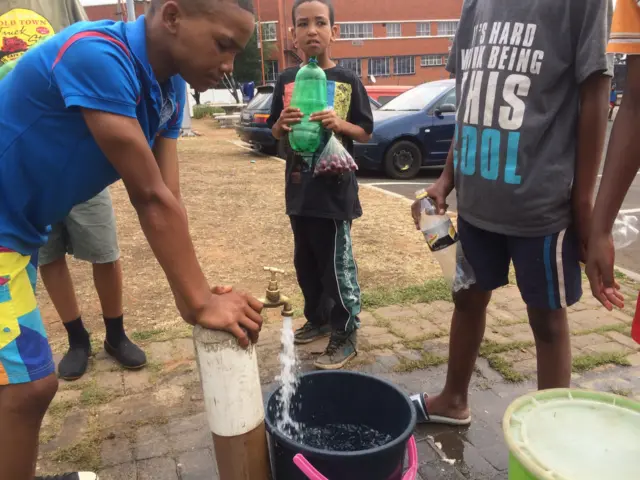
(354, 79, 456, 179)
(236, 85, 279, 154)
(236, 86, 382, 156)
(365, 85, 412, 106)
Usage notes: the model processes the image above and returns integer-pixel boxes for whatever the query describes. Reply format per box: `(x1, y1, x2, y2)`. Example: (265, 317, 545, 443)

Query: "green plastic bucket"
(503, 388, 640, 480)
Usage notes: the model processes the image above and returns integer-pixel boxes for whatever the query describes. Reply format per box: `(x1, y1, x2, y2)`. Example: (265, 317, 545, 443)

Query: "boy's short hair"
(292, 0, 335, 26)
(150, 0, 254, 15)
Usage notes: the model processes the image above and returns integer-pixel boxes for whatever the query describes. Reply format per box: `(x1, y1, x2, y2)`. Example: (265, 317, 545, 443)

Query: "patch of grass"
(360, 341, 397, 353)
(131, 328, 167, 343)
(40, 400, 75, 444)
(81, 382, 114, 407)
(57, 381, 85, 392)
(610, 387, 632, 397)
(572, 352, 631, 373)
(486, 355, 527, 383)
(146, 361, 165, 383)
(48, 400, 75, 420)
(614, 269, 628, 281)
(51, 439, 101, 471)
(90, 337, 103, 354)
(362, 279, 451, 310)
(193, 104, 224, 119)
(49, 416, 102, 472)
(133, 415, 169, 429)
(398, 332, 445, 348)
(479, 340, 534, 357)
(394, 351, 447, 373)
(573, 323, 632, 336)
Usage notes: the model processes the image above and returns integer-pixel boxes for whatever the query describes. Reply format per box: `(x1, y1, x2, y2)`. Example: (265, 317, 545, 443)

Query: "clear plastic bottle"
(289, 58, 327, 154)
(612, 214, 639, 250)
(416, 190, 475, 292)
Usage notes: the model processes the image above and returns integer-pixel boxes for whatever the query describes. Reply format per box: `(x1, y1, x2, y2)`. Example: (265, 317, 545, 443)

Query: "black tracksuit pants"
(290, 216, 361, 332)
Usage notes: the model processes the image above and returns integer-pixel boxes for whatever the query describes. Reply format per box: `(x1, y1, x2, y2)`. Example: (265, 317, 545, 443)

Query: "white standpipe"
(193, 325, 271, 479)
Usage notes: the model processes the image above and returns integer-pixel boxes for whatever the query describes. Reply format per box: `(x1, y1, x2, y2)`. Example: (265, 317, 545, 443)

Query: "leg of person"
(510, 226, 582, 389)
(290, 216, 331, 345)
(66, 189, 146, 369)
(0, 251, 97, 480)
(411, 218, 510, 424)
(39, 223, 91, 381)
(313, 219, 360, 370)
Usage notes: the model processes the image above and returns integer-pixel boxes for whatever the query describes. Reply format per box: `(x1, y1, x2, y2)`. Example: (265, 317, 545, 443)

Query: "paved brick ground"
(36, 279, 640, 479)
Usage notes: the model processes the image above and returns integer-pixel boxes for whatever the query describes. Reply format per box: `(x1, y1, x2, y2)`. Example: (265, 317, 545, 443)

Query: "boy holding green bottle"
(268, 0, 373, 370)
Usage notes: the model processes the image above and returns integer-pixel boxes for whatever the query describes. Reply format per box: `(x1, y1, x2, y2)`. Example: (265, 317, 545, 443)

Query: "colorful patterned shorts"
(0, 248, 54, 385)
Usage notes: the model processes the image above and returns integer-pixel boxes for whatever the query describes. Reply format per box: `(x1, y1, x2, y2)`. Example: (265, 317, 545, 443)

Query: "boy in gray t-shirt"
(410, 0, 612, 425)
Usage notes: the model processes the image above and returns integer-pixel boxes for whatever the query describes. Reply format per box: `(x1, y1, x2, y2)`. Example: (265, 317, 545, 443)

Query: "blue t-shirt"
(0, 16, 186, 255)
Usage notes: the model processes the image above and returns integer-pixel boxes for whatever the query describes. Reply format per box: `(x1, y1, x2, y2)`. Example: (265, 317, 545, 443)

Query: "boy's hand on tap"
(196, 291, 264, 348)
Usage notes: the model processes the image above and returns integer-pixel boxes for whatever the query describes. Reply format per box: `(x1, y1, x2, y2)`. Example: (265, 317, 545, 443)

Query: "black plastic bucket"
(265, 371, 417, 480)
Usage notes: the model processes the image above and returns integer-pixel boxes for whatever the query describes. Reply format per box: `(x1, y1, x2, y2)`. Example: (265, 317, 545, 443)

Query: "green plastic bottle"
(289, 58, 327, 153)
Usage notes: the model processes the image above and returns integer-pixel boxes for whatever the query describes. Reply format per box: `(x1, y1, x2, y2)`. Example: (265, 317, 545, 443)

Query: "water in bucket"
(504, 389, 640, 480)
(302, 423, 393, 452)
(266, 371, 417, 480)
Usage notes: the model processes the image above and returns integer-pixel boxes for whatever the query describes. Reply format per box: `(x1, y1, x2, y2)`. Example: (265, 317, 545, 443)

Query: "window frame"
(386, 23, 402, 38)
(416, 22, 431, 37)
(336, 58, 362, 77)
(368, 57, 391, 77)
(339, 23, 374, 39)
(393, 56, 415, 76)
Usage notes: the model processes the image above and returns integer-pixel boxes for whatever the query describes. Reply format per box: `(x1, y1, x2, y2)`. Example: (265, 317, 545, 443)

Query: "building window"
(261, 22, 277, 42)
(340, 23, 374, 39)
(421, 54, 445, 67)
(416, 23, 430, 37)
(394, 56, 415, 75)
(386, 23, 402, 38)
(265, 60, 279, 83)
(437, 21, 458, 36)
(337, 58, 362, 76)
(368, 57, 390, 77)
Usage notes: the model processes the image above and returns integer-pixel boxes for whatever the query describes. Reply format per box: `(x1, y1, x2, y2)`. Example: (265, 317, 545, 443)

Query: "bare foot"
(424, 393, 470, 421)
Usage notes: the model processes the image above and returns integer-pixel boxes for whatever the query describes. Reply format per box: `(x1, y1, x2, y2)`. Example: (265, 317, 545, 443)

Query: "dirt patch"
(40, 120, 440, 352)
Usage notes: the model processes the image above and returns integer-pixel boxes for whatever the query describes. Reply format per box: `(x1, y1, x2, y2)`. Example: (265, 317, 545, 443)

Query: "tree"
(220, 30, 276, 102)
(234, 30, 267, 84)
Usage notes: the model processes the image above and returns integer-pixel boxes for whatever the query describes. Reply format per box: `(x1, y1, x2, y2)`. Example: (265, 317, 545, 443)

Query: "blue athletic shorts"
(458, 217, 582, 310)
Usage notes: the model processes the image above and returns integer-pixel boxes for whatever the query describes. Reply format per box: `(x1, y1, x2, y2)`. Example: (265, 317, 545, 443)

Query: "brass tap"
(259, 267, 293, 316)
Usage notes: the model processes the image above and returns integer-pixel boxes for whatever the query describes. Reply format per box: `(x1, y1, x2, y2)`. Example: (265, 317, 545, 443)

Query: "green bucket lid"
(503, 388, 640, 480)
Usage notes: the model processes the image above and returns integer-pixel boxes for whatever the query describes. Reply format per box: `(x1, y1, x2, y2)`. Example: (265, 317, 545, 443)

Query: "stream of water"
(273, 318, 394, 453)
(274, 316, 304, 441)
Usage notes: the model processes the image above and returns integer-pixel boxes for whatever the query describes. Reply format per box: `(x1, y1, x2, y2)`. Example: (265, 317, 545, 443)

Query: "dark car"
(236, 85, 279, 155)
(236, 86, 382, 157)
(354, 79, 456, 179)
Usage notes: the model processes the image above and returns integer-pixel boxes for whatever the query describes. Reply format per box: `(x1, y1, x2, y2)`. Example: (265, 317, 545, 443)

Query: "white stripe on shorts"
(556, 229, 567, 308)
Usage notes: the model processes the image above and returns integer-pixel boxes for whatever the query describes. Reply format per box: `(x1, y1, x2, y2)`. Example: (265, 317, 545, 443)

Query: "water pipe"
(192, 267, 291, 479)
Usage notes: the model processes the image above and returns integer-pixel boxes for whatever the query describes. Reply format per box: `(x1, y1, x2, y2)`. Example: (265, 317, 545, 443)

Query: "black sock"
(104, 314, 126, 346)
(64, 317, 90, 349)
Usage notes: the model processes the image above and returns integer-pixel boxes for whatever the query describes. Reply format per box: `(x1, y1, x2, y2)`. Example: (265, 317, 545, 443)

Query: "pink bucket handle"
(293, 435, 419, 480)
(293, 453, 329, 480)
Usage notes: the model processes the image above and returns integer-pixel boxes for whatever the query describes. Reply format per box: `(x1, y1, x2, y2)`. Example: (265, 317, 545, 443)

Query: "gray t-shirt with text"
(447, 0, 612, 237)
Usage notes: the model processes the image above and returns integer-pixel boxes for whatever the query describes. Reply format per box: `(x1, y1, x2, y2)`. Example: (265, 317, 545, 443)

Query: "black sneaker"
(313, 329, 357, 370)
(294, 322, 331, 345)
(58, 344, 91, 381)
(104, 337, 147, 369)
(35, 473, 98, 480)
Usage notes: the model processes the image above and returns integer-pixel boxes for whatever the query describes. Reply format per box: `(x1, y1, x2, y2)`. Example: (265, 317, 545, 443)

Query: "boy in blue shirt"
(0, 1, 262, 478)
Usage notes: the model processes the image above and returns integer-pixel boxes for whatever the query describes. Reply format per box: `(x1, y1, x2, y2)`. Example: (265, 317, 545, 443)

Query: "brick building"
(83, 1, 149, 23)
(83, 0, 462, 87)
(255, 0, 462, 86)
